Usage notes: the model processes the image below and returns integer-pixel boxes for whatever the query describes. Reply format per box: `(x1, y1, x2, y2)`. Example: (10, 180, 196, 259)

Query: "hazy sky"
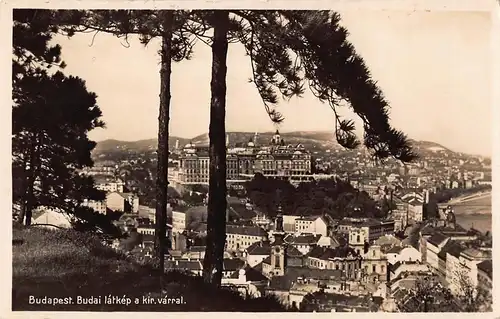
(53, 10, 492, 156)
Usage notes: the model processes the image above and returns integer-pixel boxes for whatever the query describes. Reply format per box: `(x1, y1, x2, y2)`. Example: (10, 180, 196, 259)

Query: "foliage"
(380, 196, 397, 217)
(228, 10, 417, 162)
(454, 270, 492, 312)
(244, 174, 382, 219)
(182, 192, 205, 206)
(397, 276, 458, 312)
(12, 9, 118, 234)
(12, 9, 67, 83)
(119, 228, 144, 252)
(71, 206, 122, 236)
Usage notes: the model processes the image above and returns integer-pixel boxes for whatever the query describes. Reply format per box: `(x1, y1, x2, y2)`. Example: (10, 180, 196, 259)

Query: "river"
(449, 193, 492, 233)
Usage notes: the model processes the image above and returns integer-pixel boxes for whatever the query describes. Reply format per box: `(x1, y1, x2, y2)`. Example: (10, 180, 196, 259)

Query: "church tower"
(270, 206, 286, 276)
(272, 130, 281, 145)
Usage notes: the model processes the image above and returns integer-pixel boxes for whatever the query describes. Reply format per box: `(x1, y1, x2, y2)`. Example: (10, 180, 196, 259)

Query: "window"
(357, 235, 360, 243)
(372, 265, 376, 273)
(275, 255, 281, 269)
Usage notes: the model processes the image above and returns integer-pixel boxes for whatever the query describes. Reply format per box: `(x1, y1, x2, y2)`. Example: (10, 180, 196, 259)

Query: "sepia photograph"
(9, 3, 494, 313)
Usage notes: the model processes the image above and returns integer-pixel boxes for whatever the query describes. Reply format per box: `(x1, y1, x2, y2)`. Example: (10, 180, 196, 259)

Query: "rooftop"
(308, 246, 360, 260)
(427, 232, 449, 247)
(228, 265, 268, 282)
(284, 233, 321, 245)
(477, 259, 492, 279)
(226, 225, 268, 237)
(386, 246, 403, 254)
(246, 241, 271, 256)
(438, 240, 463, 260)
(267, 267, 343, 291)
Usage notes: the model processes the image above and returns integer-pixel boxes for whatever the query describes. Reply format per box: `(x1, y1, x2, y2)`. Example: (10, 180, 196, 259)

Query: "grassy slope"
(12, 224, 287, 311)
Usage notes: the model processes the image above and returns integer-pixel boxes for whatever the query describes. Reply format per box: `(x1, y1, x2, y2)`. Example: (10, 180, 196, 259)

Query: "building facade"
(177, 131, 315, 184)
(172, 211, 187, 233)
(82, 199, 107, 214)
(294, 216, 329, 236)
(225, 225, 268, 252)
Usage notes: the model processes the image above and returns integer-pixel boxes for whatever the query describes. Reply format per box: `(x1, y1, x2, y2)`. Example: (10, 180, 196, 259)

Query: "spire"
(275, 206, 284, 233)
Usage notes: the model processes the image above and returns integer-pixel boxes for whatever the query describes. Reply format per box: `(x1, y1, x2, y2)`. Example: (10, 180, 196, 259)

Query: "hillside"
(12, 225, 287, 311)
(190, 131, 341, 150)
(408, 139, 451, 153)
(93, 137, 189, 154)
(92, 131, 464, 157)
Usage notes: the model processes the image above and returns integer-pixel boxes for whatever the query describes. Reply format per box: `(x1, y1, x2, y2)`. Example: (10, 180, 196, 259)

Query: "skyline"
(51, 10, 492, 156)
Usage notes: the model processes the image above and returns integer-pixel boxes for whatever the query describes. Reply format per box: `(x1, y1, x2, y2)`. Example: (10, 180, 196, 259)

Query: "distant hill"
(190, 131, 342, 151)
(408, 139, 452, 154)
(93, 137, 189, 154)
(93, 131, 461, 157)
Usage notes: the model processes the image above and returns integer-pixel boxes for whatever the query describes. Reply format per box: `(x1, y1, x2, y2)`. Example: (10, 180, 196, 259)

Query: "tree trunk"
(202, 10, 229, 286)
(155, 10, 173, 285)
(22, 139, 37, 226)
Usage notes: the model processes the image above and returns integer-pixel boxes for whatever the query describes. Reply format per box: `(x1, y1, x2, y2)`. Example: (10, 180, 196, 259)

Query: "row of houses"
(419, 220, 492, 300)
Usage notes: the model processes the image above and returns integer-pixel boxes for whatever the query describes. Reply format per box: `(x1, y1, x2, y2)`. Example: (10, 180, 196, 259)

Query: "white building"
(453, 248, 492, 293)
(172, 211, 187, 233)
(317, 235, 340, 248)
(406, 198, 424, 222)
(225, 225, 268, 252)
(95, 177, 125, 193)
(390, 261, 429, 280)
(425, 232, 450, 272)
(284, 233, 322, 255)
(32, 208, 72, 229)
(386, 246, 422, 265)
(347, 219, 396, 249)
(137, 224, 155, 236)
(294, 216, 328, 236)
(445, 244, 465, 294)
(82, 199, 107, 214)
(245, 241, 272, 267)
(106, 192, 139, 213)
(283, 215, 301, 233)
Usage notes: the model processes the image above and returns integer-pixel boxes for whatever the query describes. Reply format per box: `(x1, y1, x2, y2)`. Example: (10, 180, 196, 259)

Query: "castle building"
(177, 130, 315, 184)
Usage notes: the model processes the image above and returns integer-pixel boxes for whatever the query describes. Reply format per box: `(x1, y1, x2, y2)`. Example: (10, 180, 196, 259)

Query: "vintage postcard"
(4, 0, 497, 315)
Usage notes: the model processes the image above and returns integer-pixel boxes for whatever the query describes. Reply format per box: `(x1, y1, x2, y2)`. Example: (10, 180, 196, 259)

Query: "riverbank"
(448, 193, 492, 233)
(448, 190, 491, 205)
